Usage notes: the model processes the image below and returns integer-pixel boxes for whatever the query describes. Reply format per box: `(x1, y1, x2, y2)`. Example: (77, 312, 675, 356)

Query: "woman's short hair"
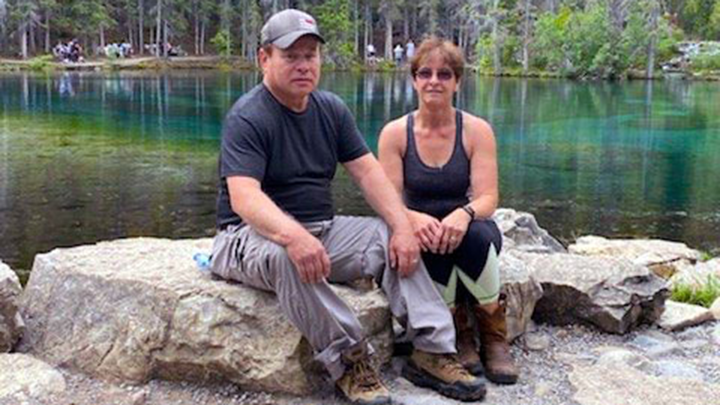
(410, 37, 465, 80)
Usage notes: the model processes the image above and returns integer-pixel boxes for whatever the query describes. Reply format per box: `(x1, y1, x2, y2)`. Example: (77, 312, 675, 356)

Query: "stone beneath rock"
(712, 325, 720, 346)
(0, 353, 66, 400)
(0, 260, 24, 353)
(570, 363, 720, 405)
(657, 301, 714, 331)
(521, 252, 668, 334)
(594, 347, 649, 369)
(568, 236, 701, 279)
(498, 253, 544, 341)
(523, 332, 551, 351)
(493, 208, 566, 254)
(710, 297, 720, 320)
(18, 238, 393, 395)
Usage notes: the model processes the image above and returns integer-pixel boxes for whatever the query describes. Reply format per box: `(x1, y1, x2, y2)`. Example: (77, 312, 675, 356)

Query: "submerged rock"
(18, 238, 392, 395)
(0, 260, 24, 353)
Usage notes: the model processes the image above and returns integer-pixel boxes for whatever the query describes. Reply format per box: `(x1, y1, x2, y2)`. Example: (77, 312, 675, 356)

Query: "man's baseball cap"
(261, 9, 325, 49)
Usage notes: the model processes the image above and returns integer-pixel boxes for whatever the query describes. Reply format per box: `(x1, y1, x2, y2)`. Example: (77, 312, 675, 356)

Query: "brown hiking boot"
(453, 304, 484, 376)
(403, 350, 486, 402)
(475, 302, 519, 385)
(335, 344, 392, 405)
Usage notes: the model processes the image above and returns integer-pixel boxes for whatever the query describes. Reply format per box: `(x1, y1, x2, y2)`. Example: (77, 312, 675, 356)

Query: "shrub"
(671, 274, 720, 308)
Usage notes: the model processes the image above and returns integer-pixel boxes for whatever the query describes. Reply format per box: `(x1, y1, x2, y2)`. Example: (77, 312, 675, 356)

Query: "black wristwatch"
(461, 204, 475, 220)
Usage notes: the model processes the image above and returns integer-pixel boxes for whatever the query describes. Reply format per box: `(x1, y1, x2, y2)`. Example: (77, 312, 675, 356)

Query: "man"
(210, 9, 486, 405)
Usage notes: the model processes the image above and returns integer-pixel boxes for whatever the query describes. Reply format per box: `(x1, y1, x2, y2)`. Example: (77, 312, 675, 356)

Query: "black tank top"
(403, 110, 471, 219)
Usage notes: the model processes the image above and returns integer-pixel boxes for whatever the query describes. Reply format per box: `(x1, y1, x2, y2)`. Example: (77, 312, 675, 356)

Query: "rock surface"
(498, 253, 544, 341)
(568, 236, 701, 278)
(0, 260, 24, 353)
(493, 208, 566, 254)
(670, 257, 720, 289)
(657, 301, 714, 331)
(0, 353, 66, 401)
(18, 238, 393, 395)
(521, 252, 668, 334)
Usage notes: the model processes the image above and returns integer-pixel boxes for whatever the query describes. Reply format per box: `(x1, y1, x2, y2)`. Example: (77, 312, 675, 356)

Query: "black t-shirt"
(216, 84, 370, 229)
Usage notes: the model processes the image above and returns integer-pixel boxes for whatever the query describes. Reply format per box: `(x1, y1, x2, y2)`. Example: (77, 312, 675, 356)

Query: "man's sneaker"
(402, 350, 486, 402)
(335, 344, 392, 405)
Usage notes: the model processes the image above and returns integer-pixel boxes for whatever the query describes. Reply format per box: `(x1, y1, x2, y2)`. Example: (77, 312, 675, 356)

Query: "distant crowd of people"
(366, 39, 416, 66)
(103, 42, 133, 59)
(52, 40, 84, 63)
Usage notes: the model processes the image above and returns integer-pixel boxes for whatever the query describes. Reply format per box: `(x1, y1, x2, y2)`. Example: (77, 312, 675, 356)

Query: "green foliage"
(532, 8, 571, 69)
(28, 54, 54, 70)
(475, 34, 494, 70)
(312, 0, 355, 69)
(681, 0, 717, 39)
(211, 30, 232, 57)
(671, 274, 720, 308)
(691, 53, 720, 71)
(564, 2, 613, 77)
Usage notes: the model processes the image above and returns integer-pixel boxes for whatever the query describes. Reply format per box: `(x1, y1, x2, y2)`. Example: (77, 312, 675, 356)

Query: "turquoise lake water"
(1, 70, 719, 270)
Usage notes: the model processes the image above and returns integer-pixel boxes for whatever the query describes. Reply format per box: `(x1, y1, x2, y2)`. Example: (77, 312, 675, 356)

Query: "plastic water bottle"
(193, 253, 211, 272)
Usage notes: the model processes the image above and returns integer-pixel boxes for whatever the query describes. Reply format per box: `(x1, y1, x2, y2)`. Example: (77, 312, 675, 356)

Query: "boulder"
(18, 238, 392, 395)
(498, 253, 543, 341)
(521, 252, 668, 334)
(0, 260, 24, 353)
(493, 208, 566, 254)
(0, 353, 66, 401)
(670, 258, 720, 289)
(711, 297, 720, 320)
(569, 236, 701, 278)
(657, 301, 714, 331)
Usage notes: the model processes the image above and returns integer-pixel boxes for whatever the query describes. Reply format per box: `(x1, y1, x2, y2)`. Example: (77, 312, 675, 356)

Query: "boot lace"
(349, 360, 385, 392)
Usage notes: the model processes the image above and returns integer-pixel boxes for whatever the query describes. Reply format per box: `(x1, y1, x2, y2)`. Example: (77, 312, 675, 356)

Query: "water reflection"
(0, 71, 719, 271)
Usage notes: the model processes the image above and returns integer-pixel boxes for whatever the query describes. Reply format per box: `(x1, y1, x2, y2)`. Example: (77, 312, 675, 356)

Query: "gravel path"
(5, 321, 719, 405)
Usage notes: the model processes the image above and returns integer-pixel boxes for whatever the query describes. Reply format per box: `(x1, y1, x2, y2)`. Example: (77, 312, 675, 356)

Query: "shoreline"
(1, 55, 719, 81)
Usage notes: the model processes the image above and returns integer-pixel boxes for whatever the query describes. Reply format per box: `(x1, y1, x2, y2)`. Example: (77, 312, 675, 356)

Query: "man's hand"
(389, 227, 421, 277)
(435, 209, 472, 255)
(285, 228, 331, 283)
(409, 211, 441, 252)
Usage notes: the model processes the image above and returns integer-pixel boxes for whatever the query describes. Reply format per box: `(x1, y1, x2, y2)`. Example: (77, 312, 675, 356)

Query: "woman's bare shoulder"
(379, 114, 410, 149)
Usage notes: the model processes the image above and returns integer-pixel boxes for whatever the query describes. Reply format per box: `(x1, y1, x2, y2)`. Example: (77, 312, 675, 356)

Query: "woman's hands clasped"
(409, 208, 472, 255)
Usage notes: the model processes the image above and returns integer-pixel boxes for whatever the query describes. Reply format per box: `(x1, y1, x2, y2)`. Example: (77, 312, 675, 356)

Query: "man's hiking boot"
(335, 343, 392, 405)
(402, 350, 486, 402)
(475, 302, 519, 385)
(453, 304, 484, 376)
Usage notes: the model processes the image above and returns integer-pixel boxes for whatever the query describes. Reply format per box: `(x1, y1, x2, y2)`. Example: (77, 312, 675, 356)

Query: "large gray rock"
(670, 257, 720, 290)
(569, 362, 720, 405)
(0, 260, 24, 353)
(18, 238, 392, 395)
(522, 253, 668, 334)
(0, 353, 66, 401)
(493, 208, 566, 254)
(498, 253, 543, 341)
(569, 236, 701, 279)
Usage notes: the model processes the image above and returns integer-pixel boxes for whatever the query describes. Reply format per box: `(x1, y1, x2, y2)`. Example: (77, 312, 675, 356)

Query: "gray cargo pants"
(210, 215, 456, 381)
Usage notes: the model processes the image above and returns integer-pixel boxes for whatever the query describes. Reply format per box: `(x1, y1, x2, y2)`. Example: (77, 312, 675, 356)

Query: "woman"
(378, 37, 518, 384)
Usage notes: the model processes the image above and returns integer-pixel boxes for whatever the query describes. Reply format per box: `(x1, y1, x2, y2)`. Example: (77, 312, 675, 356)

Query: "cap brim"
(272, 31, 325, 49)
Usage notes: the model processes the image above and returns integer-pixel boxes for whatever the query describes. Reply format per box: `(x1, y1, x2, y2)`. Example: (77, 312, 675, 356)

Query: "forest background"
(1, 0, 720, 78)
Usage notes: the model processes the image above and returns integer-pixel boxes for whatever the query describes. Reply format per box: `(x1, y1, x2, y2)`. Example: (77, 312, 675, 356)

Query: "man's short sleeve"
(335, 100, 370, 163)
(220, 113, 268, 181)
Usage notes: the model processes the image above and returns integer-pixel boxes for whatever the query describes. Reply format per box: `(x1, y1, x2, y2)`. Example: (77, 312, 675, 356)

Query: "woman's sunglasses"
(414, 68, 454, 81)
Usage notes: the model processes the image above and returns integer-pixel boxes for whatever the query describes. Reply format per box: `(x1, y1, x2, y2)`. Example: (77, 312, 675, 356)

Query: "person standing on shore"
(210, 9, 487, 405)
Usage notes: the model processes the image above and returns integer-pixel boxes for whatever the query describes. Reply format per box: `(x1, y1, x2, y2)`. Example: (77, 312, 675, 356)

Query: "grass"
(671, 274, 720, 308)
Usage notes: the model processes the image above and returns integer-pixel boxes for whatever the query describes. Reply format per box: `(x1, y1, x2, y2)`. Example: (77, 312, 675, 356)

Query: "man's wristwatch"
(461, 204, 475, 220)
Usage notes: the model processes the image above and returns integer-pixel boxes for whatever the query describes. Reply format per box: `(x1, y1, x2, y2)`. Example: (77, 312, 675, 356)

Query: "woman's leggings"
(421, 219, 502, 307)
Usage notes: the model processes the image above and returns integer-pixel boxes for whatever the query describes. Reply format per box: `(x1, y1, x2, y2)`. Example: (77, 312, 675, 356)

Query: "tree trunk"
(156, 0, 162, 57)
(522, 0, 531, 74)
(403, 6, 409, 41)
(139, 0, 144, 55)
(384, 17, 392, 60)
(100, 26, 105, 49)
(21, 23, 28, 59)
(491, 0, 502, 75)
(354, 0, 359, 54)
(194, 5, 199, 55)
(646, 1, 659, 79)
(200, 20, 205, 55)
(44, 11, 50, 53)
(163, 19, 168, 58)
(29, 22, 36, 55)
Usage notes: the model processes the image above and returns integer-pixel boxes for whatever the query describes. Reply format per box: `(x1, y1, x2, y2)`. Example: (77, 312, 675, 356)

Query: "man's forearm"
(228, 178, 307, 246)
